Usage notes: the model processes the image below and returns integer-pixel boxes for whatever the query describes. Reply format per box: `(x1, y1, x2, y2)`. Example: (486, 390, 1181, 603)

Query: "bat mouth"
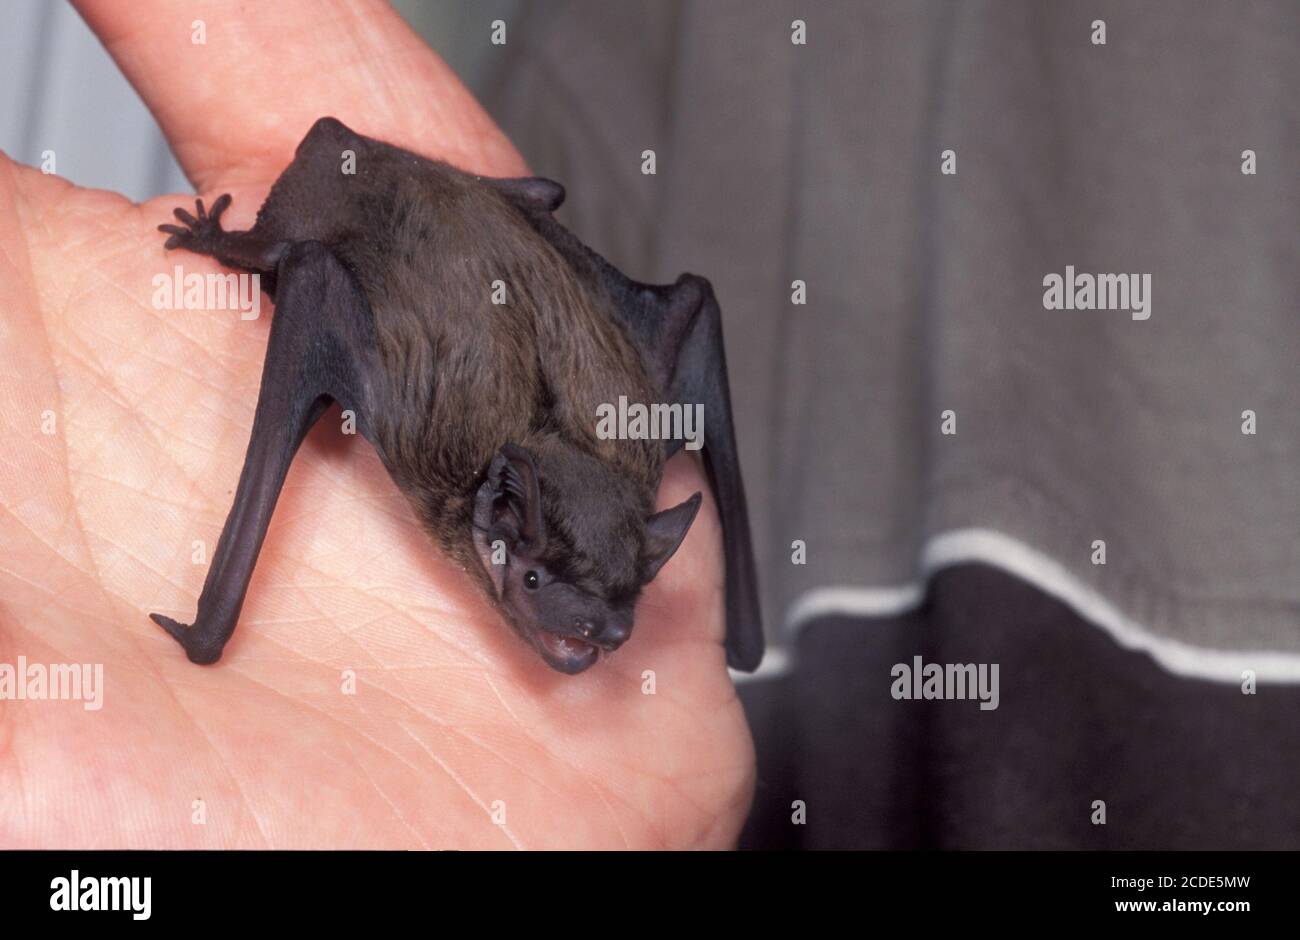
(533, 630, 600, 674)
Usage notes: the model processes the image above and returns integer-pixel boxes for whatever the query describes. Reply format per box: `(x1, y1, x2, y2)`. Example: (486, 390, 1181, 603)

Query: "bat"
(151, 117, 762, 675)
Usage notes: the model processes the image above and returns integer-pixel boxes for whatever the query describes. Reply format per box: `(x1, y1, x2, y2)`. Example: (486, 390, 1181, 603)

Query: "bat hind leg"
(158, 195, 286, 280)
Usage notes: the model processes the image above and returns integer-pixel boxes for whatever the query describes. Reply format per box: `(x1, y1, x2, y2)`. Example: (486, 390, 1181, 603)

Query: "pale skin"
(0, 0, 755, 848)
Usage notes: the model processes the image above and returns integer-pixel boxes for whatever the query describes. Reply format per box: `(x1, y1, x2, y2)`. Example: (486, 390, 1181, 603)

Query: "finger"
(172, 207, 197, 226)
(72, 0, 527, 191)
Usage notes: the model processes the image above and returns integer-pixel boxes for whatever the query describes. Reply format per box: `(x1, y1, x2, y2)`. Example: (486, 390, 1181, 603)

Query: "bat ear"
(479, 443, 547, 552)
(642, 493, 702, 583)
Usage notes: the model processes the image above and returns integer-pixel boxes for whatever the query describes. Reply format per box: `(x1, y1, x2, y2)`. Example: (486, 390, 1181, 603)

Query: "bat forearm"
(150, 239, 380, 664)
(153, 395, 325, 664)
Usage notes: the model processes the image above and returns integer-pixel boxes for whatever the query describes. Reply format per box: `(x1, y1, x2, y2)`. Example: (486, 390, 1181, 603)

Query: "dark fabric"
(740, 564, 1300, 849)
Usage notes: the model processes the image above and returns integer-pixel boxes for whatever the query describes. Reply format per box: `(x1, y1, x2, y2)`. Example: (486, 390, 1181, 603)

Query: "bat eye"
(523, 570, 540, 591)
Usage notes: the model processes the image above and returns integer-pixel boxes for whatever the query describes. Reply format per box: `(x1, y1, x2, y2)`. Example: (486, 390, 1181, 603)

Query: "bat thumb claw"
(150, 613, 225, 664)
(150, 612, 191, 643)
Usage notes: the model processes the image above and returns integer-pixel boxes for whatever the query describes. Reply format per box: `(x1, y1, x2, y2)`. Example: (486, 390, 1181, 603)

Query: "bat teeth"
(536, 630, 600, 674)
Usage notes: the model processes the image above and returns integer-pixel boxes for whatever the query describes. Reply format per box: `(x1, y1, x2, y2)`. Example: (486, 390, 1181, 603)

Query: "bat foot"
(149, 613, 225, 665)
(157, 194, 233, 255)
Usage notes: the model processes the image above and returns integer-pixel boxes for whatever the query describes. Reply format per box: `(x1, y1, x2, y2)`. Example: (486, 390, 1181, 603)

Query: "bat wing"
(488, 177, 765, 671)
(151, 240, 383, 663)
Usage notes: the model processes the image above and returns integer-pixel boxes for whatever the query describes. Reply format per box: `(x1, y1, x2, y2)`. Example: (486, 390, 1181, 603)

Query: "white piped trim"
(785, 581, 925, 624)
(752, 527, 1300, 685)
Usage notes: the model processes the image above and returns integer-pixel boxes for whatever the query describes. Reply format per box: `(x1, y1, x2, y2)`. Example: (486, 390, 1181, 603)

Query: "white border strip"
(767, 527, 1300, 685)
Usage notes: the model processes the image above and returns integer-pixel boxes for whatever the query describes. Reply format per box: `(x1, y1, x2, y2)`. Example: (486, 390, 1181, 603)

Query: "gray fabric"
(0, 1, 187, 202)
(477, 0, 1300, 655)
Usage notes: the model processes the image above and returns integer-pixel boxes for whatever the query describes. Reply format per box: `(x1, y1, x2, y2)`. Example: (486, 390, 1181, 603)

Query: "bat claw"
(150, 612, 190, 643)
(159, 193, 234, 255)
(150, 612, 225, 665)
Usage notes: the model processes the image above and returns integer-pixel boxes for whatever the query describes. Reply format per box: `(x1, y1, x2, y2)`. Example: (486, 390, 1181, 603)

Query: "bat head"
(471, 442, 699, 674)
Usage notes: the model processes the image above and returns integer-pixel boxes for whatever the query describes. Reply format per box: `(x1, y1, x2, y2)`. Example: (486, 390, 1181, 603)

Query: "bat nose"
(572, 617, 629, 649)
(601, 620, 630, 647)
